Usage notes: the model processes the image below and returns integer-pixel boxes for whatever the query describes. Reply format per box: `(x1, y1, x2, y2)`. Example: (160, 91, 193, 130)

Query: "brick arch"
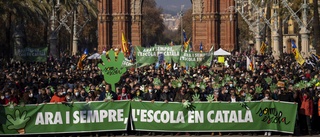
(97, 0, 237, 53)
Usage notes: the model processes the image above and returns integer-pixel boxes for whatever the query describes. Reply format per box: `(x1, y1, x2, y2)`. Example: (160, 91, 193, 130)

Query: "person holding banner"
(118, 87, 131, 100)
(262, 92, 272, 136)
(50, 88, 66, 103)
(3, 91, 18, 106)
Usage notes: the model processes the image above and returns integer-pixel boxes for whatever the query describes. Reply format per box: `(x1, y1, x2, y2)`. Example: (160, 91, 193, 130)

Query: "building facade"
(192, 0, 237, 52)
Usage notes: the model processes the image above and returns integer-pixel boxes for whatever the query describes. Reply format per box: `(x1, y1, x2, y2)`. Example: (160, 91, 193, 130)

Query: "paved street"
(7, 132, 316, 137)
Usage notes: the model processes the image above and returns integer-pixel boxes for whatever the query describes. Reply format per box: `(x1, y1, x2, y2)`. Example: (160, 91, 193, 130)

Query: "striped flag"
(184, 38, 191, 52)
(77, 48, 88, 70)
(246, 56, 253, 71)
(291, 40, 305, 65)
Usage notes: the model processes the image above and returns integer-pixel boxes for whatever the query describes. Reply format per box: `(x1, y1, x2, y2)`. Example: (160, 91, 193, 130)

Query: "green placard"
(14, 47, 48, 62)
(135, 45, 182, 65)
(179, 52, 212, 67)
(98, 50, 126, 92)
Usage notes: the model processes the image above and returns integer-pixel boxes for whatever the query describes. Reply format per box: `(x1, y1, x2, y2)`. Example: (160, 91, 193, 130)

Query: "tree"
(177, 8, 192, 44)
(142, 0, 165, 46)
(313, 0, 320, 54)
(237, 13, 251, 51)
(0, 0, 50, 60)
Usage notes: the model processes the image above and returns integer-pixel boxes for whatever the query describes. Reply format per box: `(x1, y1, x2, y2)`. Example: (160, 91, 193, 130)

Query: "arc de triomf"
(97, 0, 237, 52)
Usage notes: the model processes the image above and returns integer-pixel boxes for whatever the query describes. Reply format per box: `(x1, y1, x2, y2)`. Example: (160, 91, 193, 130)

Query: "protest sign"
(0, 101, 297, 135)
(14, 47, 48, 62)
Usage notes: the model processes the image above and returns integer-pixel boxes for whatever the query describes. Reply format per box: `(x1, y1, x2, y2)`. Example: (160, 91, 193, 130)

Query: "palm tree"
(44, 0, 97, 57)
(0, 0, 50, 60)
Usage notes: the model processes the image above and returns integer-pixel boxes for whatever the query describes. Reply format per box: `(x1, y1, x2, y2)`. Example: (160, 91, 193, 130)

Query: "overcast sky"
(155, 0, 192, 14)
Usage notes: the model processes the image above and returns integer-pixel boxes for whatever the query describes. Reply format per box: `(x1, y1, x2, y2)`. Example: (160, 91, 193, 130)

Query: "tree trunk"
(44, 20, 49, 56)
(313, 0, 320, 55)
(5, 13, 12, 60)
(278, 7, 283, 57)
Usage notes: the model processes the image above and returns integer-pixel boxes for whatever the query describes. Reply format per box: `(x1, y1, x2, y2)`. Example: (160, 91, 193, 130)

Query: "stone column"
(272, 32, 280, 59)
(72, 7, 78, 55)
(272, 11, 280, 59)
(255, 34, 262, 55)
(300, 29, 309, 58)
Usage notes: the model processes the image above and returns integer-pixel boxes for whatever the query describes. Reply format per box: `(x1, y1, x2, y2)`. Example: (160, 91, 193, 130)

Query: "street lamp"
(180, 5, 185, 45)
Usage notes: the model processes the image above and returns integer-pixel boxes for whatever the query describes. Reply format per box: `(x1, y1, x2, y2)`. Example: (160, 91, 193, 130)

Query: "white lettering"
(35, 112, 44, 125)
(108, 110, 117, 122)
(160, 111, 170, 123)
(222, 110, 230, 123)
(195, 111, 204, 123)
(45, 112, 54, 124)
(147, 110, 154, 122)
(188, 111, 195, 123)
(100, 110, 108, 123)
(53, 112, 63, 124)
(154, 111, 161, 123)
(140, 109, 147, 122)
(117, 109, 124, 122)
(176, 111, 185, 123)
(87, 110, 99, 123)
(207, 111, 215, 123)
(73, 111, 79, 124)
(215, 111, 223, 123)
(66, 111, 70, 124)
(245, 110, 253, 122)
(229, 110, 238, 123)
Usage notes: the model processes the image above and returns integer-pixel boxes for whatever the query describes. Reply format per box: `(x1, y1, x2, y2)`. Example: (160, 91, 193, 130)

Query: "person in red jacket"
(50, 89, 66, 103)
(299, 92, 313, 135)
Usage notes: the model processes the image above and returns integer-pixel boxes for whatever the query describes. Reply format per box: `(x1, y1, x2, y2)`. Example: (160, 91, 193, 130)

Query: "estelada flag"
(246, 56, 253, 71)
(260, 41, 266, 55)
(77, 49, 88, 70)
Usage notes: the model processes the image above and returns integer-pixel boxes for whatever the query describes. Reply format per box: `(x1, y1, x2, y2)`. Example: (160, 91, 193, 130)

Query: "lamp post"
(300, 0, 310, 58)
(72, 1, 79, 55)
(49, 0, 60, 59)
(282, 0, 311, 58)
(180, 5, 184, 45)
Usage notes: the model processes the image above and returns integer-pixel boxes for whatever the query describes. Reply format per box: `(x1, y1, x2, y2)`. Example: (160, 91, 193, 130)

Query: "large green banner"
(135, 46, 213, 67)
(0, 101, 297, 135)
(135, 45, 182, 65)
(130, 101, 297, 133)
(179, 52, 213, 67)
(0, 101, 130, 135)
(14, 47, 48, 62)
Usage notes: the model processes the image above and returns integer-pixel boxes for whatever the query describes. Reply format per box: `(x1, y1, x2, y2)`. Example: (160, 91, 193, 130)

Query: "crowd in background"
(0, 52, 320, 136)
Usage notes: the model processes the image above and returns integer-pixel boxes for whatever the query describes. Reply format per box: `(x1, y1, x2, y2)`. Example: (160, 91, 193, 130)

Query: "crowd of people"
(0, 52, 320, 136)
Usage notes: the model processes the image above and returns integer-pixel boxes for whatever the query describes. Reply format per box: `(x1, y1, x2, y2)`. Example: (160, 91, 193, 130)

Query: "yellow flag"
(260, 42, 266, 55)
(121, 33, 128, 54)
(184, 38, 191, 51)
(293, 48, 305, 65)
